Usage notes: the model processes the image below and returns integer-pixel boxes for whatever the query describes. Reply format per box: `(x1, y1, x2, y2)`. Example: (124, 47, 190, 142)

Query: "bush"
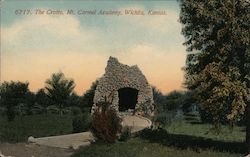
(153, 111, 177, 128)
(91, 101, 122, 143)
(72, 115, 84, 133)
(72, 112, 91, 133)
(6, 107, 15, 121)
(30, 103, 46, 115)
(14, 103, 28, 116)
(70, 106, 82, 115)
(0, 106, 6, 116)
(46, 105, 60, 114)
(61, 108, 71, 114)
(119, 126, 132, 142)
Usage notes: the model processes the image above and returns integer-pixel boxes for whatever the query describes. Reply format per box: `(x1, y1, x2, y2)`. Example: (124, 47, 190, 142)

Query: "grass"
(0, 114, 73, 142)
(166, 115, 245, 142)
(73, 138, 242, 157)
(72, 114, 246, 157)
(0, 113, 246, 156)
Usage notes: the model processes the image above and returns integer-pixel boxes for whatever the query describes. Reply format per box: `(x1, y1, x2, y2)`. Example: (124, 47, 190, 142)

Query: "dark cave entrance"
(118, 87, 138, 112)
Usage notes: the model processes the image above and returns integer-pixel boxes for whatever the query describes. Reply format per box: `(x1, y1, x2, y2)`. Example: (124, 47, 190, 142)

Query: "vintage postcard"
(0, 0, 249, 157)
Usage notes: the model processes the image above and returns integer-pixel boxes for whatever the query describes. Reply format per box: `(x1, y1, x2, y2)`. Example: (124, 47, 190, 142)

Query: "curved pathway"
(121, 115, 152, 132)
(28, 115, 152, 149)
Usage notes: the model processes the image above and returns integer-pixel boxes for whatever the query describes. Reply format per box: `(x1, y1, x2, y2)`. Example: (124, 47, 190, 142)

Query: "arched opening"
(118, 87, 138, 112)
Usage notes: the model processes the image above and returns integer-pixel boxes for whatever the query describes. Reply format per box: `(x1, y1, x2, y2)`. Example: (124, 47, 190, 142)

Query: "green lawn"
(0, 114, 73, 142)
(73, 115, 246, 157)
(0, 113, 246, 157)
(73, 138, 242, 157)
(166, 115, 245, 142)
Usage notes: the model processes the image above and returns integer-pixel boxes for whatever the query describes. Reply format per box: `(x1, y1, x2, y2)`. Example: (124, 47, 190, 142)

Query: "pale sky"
(1, 1, 186, 95)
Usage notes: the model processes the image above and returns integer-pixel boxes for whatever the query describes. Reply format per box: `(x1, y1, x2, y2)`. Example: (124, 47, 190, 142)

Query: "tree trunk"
(246, 103, 250, 154)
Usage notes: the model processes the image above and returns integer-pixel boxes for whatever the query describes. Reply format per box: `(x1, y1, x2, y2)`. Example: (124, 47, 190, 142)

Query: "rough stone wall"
(92, 56, 154, 115)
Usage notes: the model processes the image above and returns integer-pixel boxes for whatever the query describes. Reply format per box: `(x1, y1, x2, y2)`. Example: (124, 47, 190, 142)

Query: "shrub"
(72, 115, 84, 133)
(0, 106, 6, 116)
(70, 106, 82, 115)
(30, 103, 46, 115)
(91, 101, 122, 143)
(119, 126, 132, 142)
(46, 105, 60, 114)
(152, 111, 177, 128)
(14, 103, 28, 116)
(61, 108, 71, 115)
(72, 112, 91, 133)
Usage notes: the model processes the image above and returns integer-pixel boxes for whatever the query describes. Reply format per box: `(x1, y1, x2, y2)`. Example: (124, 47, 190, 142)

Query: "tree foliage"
(165, 91, 186, 111)
(152, 86, 186, 112)
(179, 0, 250, 152)
(152, 86, 166, 113)
(180, 0, 250, 127)
(0, 81, 30, 121)
(81, 80, 98, 111)
(45, 72, 75, 114)
(35, 89, 52, 107)
(181, 90, 197, 113)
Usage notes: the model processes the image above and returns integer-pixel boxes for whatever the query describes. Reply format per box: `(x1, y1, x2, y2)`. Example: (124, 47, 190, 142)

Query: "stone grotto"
(92, 56, 154, 115)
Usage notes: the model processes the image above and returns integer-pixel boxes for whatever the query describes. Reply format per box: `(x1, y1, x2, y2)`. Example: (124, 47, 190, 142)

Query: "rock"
(28, 136, 36, 143)
(0, 151, 14, 157)
(92, 56, 154, 115)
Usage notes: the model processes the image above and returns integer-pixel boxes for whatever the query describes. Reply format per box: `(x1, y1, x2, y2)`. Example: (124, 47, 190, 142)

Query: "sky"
(1, 0, 187, 95)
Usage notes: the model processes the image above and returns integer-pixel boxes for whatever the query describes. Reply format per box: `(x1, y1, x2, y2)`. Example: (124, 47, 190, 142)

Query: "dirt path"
(0, 143, 73, 157)
(29, 132, 92, 150)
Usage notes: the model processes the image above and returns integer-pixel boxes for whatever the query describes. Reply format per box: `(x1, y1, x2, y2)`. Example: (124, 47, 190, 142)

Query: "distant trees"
(181, 91, 196, 113)
(0, 72, 98, 118)
(45, 72, 75, 115)
(153, 87, 186, 113)
(152, 86, 166, 113)
(0, 81, 30, 121)
(81, 80, 98, 112)
(0, 71, 99, 133)
(152, 87, 189, 128)
(164, 91, 186, 111)
(35, 89, 52, 108)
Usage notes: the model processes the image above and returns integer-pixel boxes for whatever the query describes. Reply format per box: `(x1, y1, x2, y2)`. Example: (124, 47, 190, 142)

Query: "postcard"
(0, 0, 249, 157)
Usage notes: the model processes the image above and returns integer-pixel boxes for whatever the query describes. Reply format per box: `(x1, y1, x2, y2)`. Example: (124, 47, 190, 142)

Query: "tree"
(81, 80, 98, 112)
(181, 90, 197, 113)
(66, 92, 81, 107)
(165, 91, 185, 111)
(0, 81, 30, 121)
(35, 89, 52, 108)
(45, 72, 75, 115)
(25, 91, 36, 115)
(152, 86, 166, 113)
(179, 0, 250, 152)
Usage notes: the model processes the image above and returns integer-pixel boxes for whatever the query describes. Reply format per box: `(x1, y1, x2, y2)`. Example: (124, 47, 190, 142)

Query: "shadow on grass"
(184, 117, 198, 121)
(139, 128, 246, 154)
(188, 121, 204, 125)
